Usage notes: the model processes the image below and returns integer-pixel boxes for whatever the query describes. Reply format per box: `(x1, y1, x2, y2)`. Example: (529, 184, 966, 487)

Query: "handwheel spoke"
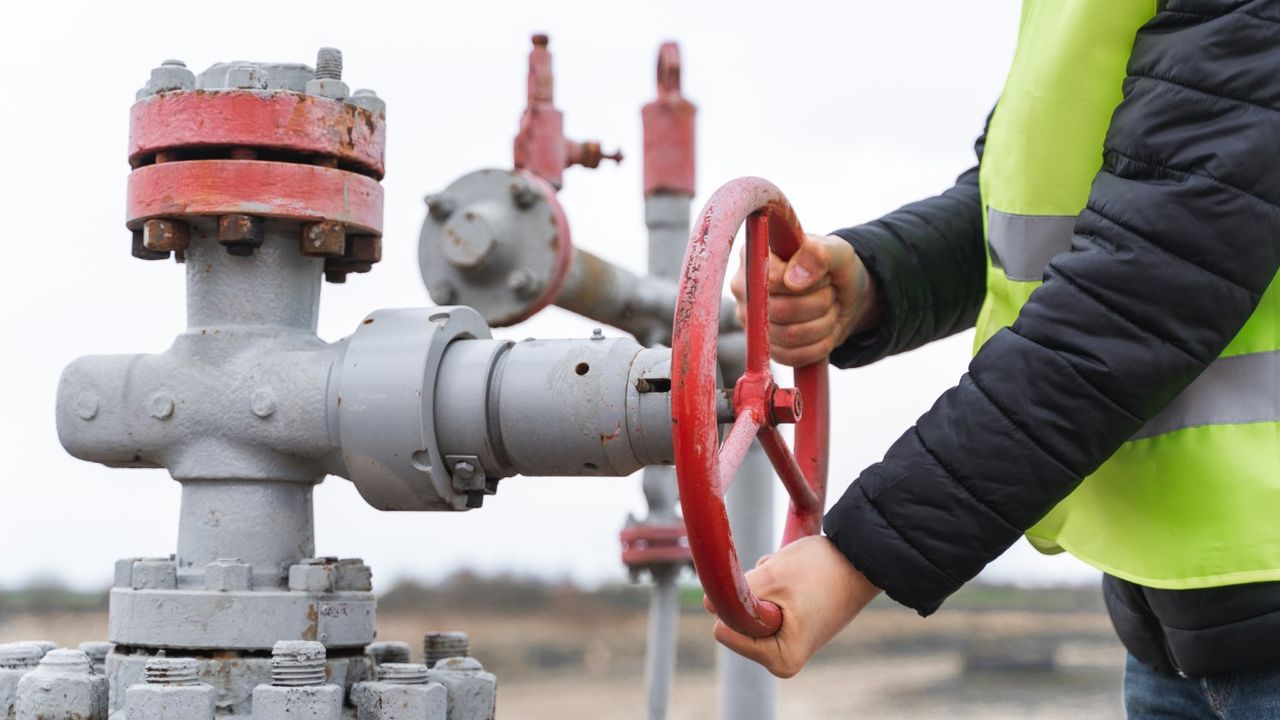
(716, 410, 763, 496)
(758, 426, 821, 514)
(744, 212, 772, 375)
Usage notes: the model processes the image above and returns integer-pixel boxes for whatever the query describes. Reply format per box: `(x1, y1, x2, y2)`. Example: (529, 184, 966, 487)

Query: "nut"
(217, 215, 265, 257)
(142, 219, 190, 254)
(300, 221, 346, 257)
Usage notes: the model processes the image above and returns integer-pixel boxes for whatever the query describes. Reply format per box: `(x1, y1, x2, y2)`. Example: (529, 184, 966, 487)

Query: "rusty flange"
(129, 90, 386, 178)
(124, 54, 386, 283)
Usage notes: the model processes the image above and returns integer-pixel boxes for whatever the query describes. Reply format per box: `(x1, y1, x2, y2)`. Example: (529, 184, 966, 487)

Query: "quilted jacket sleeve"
(824, 1, 1280, 615)
(828, 125, 988, 368)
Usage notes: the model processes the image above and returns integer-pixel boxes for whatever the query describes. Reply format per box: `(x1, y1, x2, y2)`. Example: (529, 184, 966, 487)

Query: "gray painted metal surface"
(718, 445, 778, 720)
(426, 658, 497, 720)
(15, 649, 108, 720)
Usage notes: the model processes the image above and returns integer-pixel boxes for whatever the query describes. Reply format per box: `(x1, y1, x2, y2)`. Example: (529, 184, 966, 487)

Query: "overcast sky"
(0, 0, 1102, 592)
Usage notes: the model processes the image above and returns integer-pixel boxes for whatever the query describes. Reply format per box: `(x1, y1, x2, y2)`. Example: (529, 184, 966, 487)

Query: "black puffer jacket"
(822, 1, 1280, 677)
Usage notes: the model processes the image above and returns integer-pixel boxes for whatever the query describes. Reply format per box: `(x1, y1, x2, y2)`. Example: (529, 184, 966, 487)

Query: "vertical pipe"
(640, 192, 692, 720)
(643, 563, 681, 720)
(717, 444, 777, 720)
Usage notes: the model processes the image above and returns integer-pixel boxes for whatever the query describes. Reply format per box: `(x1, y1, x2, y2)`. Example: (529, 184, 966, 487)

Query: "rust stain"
(302, 604, 319, 641)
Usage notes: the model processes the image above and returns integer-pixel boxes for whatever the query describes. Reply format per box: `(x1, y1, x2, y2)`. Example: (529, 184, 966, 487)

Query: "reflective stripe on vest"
(977, 0, 1280, 590)
(987, 209, 1074, 282)
(987, 208, 1280, 440)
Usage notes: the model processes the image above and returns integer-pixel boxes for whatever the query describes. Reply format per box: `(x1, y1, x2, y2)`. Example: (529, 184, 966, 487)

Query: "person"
(713, 2, 1280, 717)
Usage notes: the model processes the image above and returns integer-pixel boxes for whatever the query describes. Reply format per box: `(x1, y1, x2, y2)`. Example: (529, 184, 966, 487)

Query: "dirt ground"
(1, 605, 1127, 719)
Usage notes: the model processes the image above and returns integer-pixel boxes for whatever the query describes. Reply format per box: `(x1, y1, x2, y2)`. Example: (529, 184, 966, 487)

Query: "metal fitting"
(288, 558, 335, 593)
(306, 48, 349, 100)
(335, 558, 373, 592)
(351, 664, 446, 720)
(426, 656, 496, 720)
(271, 641, 327, 687)
(226, 63, 269, 90)
(422, 632, 470, 668)
(367, 642, 412, 666)
(441, 211, 498, 270)
(204, 558, 253, 592)
(424, 193, 457, 221)
(125, 658, 214, 720)
(15, 649, 108, 720)
(350, 89, 386, 116)
(509, 179, 541, 209)
(77, 642, 113, 676)
(506, 268, 542, 299)
(130, 558, 177, 590)
(0, 644, 43, 720)
(770, 387, 803, 425)
(428, 280, 457, 305)
(301, 220, 347, 257)
(217, 214, 266, 256)
(145, 59, 196, 96)
(142, 218, 190, 255)
(253, 641, 342, 720)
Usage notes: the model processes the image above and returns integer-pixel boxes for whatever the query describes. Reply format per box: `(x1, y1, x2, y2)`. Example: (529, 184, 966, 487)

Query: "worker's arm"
(715, 2, 1280, 675)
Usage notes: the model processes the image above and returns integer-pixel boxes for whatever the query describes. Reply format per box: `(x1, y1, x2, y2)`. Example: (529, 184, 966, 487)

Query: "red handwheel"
(672, 177, 830, 638)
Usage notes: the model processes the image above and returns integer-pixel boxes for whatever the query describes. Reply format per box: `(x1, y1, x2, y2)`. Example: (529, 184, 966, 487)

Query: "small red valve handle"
(671, 177, 830, 639)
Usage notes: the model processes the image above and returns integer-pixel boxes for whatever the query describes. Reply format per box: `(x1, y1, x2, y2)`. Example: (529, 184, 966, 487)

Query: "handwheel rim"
(671, 177, 830, 638)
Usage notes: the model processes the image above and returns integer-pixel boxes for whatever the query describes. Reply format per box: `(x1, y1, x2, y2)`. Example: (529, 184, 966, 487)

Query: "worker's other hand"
(703, 535, 881, 678)
(730, 234, 882, 367)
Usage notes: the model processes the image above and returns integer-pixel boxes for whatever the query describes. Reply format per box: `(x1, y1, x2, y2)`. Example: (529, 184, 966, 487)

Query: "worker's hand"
(703, 535, 881, 678)
(730, 234, 882, 367)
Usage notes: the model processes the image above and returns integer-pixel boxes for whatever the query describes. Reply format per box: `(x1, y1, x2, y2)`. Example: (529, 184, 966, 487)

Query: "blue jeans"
(1125, 654, 1280, 719)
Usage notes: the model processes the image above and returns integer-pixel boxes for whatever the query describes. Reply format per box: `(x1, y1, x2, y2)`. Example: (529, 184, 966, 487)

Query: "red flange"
(619, 522, 692, 570)
(671, 177, 830, 638)
(130, 90, 386, 179)
(126, 160, 384, 235)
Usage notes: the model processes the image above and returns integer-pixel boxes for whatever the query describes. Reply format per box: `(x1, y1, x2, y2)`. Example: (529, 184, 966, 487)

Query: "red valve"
(671, 177, 830, 638)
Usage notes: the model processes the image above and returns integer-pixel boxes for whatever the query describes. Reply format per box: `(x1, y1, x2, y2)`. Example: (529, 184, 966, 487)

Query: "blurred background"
(0, 1, 1127, 717)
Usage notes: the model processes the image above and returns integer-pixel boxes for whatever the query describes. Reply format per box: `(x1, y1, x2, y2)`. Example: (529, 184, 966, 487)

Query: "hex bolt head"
(288, 560, 335, 593)
(204, 559, 252, 592)
(509, 180, 541, 209)
(506, 268, 543, 300)
(250, 389, 277, 419)
(428, 280, 457, 305)
(131, 229, 170, 260)
(146, 392, 175, 420)
(300, 220, 347, 257)
(770, 387, 803, 425)
(217, 214, 265, 256)
(226, 63, 269, 90)
(424, 193, 457, 221)
(145, 59, 195, 95)
(142, 219, 190, 254)
(350, 88, 386, 116)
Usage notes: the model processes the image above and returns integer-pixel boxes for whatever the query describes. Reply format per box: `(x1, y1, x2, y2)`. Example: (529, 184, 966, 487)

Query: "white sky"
(0, 0, 1102, 592)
